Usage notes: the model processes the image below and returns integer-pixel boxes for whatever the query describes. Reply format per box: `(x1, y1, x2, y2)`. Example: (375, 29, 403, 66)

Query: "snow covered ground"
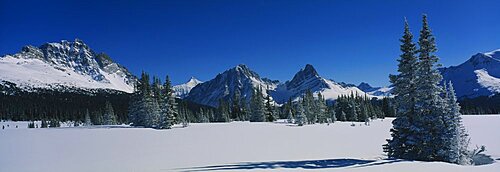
(0, 115, 498, 172)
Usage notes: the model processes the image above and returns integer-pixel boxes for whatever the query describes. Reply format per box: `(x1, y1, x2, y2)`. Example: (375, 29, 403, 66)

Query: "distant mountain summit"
(440, 49, 500, 98)
(0, 39, 136, 93)
(271, 64, 373, 103)
(185, 64, 278, 107)
(173, 77, 203, 98)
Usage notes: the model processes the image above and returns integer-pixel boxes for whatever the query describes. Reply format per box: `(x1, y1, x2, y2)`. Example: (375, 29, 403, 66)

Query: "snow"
(320, 78, 383, 100)
(0, 56, 134, 93)
(0, 115, 498, 172)
(173, 77, 203, 98)
(475, 69, 500, 94)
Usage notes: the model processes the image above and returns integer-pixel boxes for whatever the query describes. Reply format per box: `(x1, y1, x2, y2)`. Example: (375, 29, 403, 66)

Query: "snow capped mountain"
(270, 64, 375, 104)
(185, 64, 278, 107)
(0, 39, 136, 93)
(357, 82, 392, 97)
(439, 49, 500, 98)
(173, 77, 203, 98)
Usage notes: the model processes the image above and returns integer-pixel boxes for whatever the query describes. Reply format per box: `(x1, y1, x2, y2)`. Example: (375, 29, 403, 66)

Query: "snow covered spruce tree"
(159, 75, 177, 129)
(316, 92, 328, 124)
(441, 81, 473, 164)
(385, 15, 473, 164)
(250, 87, 266, 122)
(294, 99, 307, 126)
(103, 101, 117, 125)
(303, 90, 316, 124)
(384, 18, 420, 160)
(265, 94, 276, 122)
(412, 14, 448, 161)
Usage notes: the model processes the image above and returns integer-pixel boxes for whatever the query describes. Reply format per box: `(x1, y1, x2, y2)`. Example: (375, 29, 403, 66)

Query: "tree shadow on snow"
(473, 154, 495, 166)
(178, 158, 394, 171)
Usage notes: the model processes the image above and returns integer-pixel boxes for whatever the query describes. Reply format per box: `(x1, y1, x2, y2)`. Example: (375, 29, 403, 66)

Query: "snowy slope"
(186, 64, 278, 107)
(0, 39, 136, 93)
(439, 49, 500, 98)
(172, 77, 203, 98)
(0, 115, 498, 172)
(271, 64, 378, 103)
(357, 82, 393, 97)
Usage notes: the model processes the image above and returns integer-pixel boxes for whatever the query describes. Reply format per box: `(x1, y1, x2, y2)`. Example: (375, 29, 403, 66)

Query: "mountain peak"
(173, 77, 203, 98)
(357, 82, 373, 90)
(289, 64, 320, 85)
(303, 64, 319, 76)
(187, 77, 202, 84)
(467, 53, 500, 67)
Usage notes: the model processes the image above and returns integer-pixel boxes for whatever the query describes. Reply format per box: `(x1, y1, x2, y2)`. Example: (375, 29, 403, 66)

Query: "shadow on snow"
(177, 158, 406, 171)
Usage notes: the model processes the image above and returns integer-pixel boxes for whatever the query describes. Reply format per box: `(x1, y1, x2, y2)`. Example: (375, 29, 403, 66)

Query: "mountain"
(439, 49, 500, 98)
(270, 64, 374, 104)
(173, 77, 203, 98)
(357, 82, 392, 97)
(0, 39, 136, 93)
(185, 64, 278, 107)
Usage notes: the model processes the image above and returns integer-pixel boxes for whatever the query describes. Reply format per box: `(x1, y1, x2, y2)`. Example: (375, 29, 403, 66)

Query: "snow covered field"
(0, 115, 498, 172)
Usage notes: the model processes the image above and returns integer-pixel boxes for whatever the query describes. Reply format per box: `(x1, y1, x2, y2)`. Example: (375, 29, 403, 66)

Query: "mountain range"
(0, 39, 136, 93)
(1, 39, 498, 107)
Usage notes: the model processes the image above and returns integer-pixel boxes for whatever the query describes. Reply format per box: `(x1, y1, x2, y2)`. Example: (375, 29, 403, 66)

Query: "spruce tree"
(84, 109, 92, 127)
(340, 111, 347, 121)
(412, 14, 447, 161)
(159, 75, 177, 129)
(441, 81, 472, 164)
(330, 106, 336, 123)
(265, 94, 276, 122)
(250, 88, 265, 122)
(316, 93, 328, 124)
(231, 89, 243, 121)
(103, 101, 117, 125)
(286, 109, 294, 123)
(295, 99, 307, 126)
(385, 18, 420, 159)
(303, 90, 316, 124)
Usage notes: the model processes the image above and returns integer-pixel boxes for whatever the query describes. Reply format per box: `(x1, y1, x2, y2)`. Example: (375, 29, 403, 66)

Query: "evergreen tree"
(145, 97, 160, 128)
(441, 81, 472, 164)
(412, 14, 447, 161)
(295, 99, 307, 126)
(159, 75, 177, 129)
(316, 93, 328, 124)
(329, 106, 336, 123)
(349, 100, 358, 122)
(250, 88, 265, 122)
(215, 99, 230, 122)
(102, 101, 117, 125)
(381, 97, 392, 118)
(339, 111, 347, 121)
(231, 89, 243, 121)
(41, 120, 48, 128)
(265, 94, 276, 122)
(240, 97, 249, 121)
(303, 90, 316, 124)
(385, 18, 420, 159)
(84, 109, 92, 126)
(286, 109, 294, 123)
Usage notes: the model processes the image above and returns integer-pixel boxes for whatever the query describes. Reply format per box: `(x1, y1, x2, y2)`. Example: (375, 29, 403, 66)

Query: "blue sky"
(1, 0, 499, 86)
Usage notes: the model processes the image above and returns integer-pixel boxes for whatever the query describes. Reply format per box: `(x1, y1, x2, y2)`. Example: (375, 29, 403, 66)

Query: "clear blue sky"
(1, 0, 499, 86)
